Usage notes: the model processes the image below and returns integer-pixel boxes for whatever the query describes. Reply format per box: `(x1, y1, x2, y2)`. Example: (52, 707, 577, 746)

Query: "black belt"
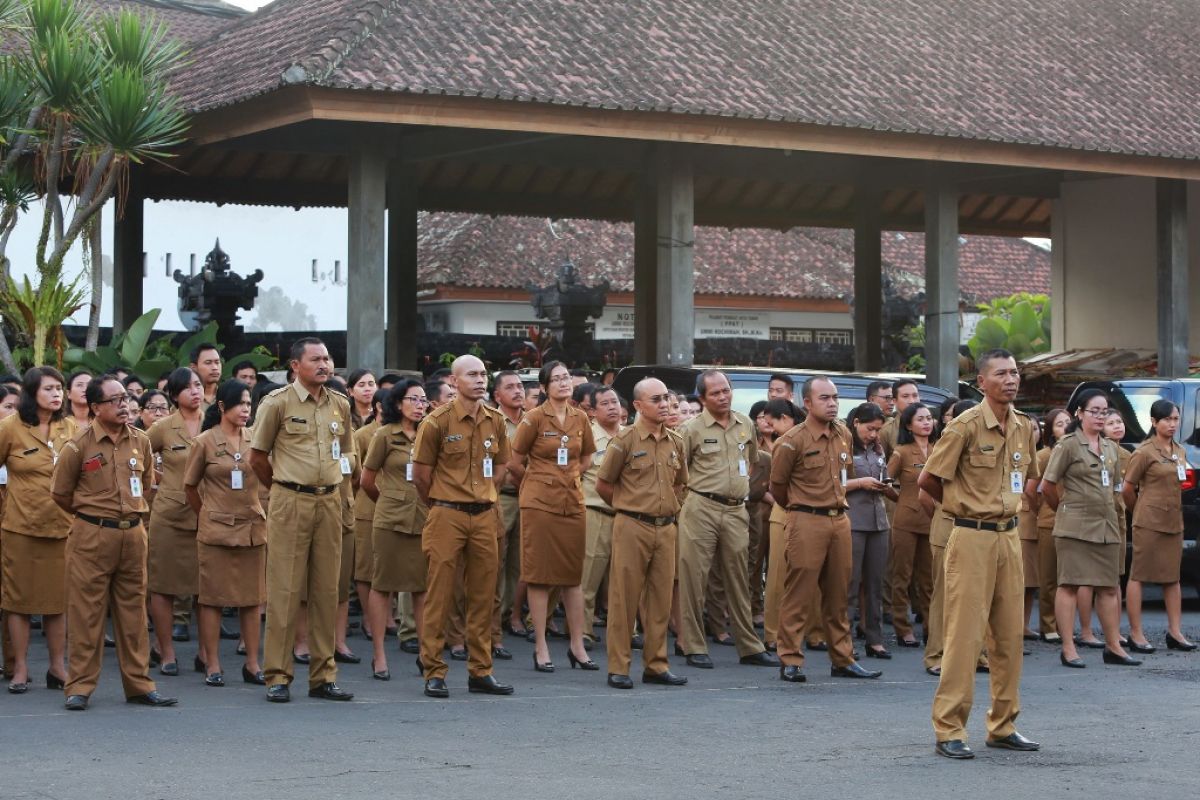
(275, 481, 340, 496)
(617, 510, 677, 527)
(786, 504, 846, 517)
(432, 500, 495, 515)
(954, 516, 1019, 533)
(499, 487, 519, 497)
(76, 512, 142, 530)
(692, 490, 745, 508)
(587, 505, 616, 517)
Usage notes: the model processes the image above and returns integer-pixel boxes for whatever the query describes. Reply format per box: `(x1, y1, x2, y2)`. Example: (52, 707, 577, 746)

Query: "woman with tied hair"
(887, 402, 937, 649)
(345, 369, 377, 431)
(1033, 407, 1070, 643)
(1121, 399, 1197, 653)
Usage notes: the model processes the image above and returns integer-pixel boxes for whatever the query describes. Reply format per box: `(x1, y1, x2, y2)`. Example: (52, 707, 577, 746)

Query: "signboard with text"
(594, 309, 770, 340)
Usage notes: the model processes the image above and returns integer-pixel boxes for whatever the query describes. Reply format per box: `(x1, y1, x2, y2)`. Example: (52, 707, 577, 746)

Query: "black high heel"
(371, 659, 391, 681)
(567, 650, 598, 671)
(1165, 633, 1198, 652)
(46, 670, 65, 690)
(1060, 652, 1086, 669)
(532, 651, 555, 673)
(241, 665, 266, 685)
(193, 655, 206, 674)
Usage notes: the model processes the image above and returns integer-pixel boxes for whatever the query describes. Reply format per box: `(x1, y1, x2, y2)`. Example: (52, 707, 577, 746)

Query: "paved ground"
(2, 597, 1198, 800)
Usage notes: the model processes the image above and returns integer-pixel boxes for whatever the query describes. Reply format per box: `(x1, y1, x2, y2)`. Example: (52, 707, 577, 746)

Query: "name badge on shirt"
(1010, 471, 1023, 493)
(130, 476, 143, 497)
(332, 439, 341, 460)
(558, 435, 569, 467)
(1101, 468, 1110, 488)
(483, 457, 494, 478)
(231, 469, 244, 490)
(406, 462, 414, 482)
(0, 465, 7, 485)
(738, 459, 748, 477)
(339, 456, 352, 475)
(1178, 463, 1188, 482)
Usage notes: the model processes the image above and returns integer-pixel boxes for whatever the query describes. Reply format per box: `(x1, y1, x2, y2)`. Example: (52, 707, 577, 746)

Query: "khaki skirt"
(353, 517, 374, 584)
(520, 506, 586, 586)
(148, 521, 199, 596)
(1020, 538, 1039, 588)
(1055, 536, 1120, 588)
(198, 541, 266, 608)
(0, 530, 66, 614)
(338, 527, 354, 601)
(1129, 525, 1182, 584)
(372, 529, 425, 593)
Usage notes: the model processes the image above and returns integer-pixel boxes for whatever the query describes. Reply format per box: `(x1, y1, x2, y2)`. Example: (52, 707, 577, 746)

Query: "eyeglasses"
(97, 394, 129, 406)
(548, 375, 573, 384)
(403, 396, 429, 405)
(1082, 407, 1108, 417)
(144, 404, 169, 413)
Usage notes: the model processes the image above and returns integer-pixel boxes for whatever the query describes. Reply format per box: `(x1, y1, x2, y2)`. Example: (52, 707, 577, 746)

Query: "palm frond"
(75, 66, 188, 161)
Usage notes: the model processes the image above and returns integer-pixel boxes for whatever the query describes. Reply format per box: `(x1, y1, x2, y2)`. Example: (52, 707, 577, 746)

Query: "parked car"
(612, 365, 976, 422)
(1067, 379, 1200, 594)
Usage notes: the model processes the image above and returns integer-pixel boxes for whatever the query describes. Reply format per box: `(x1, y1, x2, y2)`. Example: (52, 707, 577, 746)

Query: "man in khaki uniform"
(677, 370, 777, 670)
(250, 338, 355, 703)
(491, 371, 526, 659)
(919, 348, 1041, 759)
(880, 378, 920, 459)
(412, 355, 514, 698)
(51, 375, 176, 710)
(581, 385, 622, 638)
(596, 378, 689, 690)
(769, 376, 882, 684)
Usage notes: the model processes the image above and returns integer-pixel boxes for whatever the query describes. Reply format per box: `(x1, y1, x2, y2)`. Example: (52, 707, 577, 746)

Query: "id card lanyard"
(737, 442, 748, 477)
(231, 451, 244, 490)
(558, 435, 569, 467)
(129, 457, 143, 498)
(332, 421, 351, 475)
(483, 438, 494, 479)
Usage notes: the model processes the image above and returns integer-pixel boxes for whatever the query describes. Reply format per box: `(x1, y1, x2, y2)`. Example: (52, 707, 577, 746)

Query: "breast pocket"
(969, 452, 998, 469)
(284, 419, 310, 436)
(802, 454, 826, 471)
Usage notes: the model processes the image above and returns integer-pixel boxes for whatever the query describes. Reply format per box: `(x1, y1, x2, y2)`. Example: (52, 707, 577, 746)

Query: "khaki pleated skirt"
(520, 506, 585, 586)
(353, 517, 374, 584)
(148, 521, 199, 596)
(1020, 538, 1039, 588)
(197, 541, 266, 608)
(0, 530, 66, 614)
(1055, 536, 1119, 588)
(371, 529, 425, 593)
(1129, 525, 1182, 584)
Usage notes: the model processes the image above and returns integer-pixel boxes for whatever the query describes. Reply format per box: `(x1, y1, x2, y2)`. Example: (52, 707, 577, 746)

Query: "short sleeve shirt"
(352, 420, 380, 521)
(848, 445, 888, 531)
(1034, 447, 1056, 529)
(183, 426, 266, 547)
(251, 382, 354, 487)
(0, 415, 76, 537)
(412, 397, 511, 504)
(596, 422, 688, 517)
(512, 403, 596, 514)
(680, 409, 757, 499)
(581, 422, 619, 510)
(148, 412, 199, 530)
(769, 420, 855, 509)
(52, 423, 154, 519)
(1043, 432, 1120, 543)
(1123, 438, 1186, 533)
(364, 423, 426, 534)
(888, 442, 933, 534)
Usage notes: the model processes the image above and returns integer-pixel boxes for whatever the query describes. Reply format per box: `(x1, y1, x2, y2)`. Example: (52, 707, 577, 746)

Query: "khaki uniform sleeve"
(511, 412, 538, 456)
(412, 414, 441, 466)
(147, 417, 165, 452)
(769, 435, 798, 487)
(251, 394, 282, 453)
(0, 418, 13, 463)
(886, 450, 901, 478)
(493, 412, 511, 466)
(580, 418, 596, 459)
(924, 425, 966, 482)
(338, 399, 355, 460)
(363, 428, 389, 471)
(745, 424, 758, 466)
(136, 430, 154, 489)
(674, 436, 689, 489)
(1043, 441, 1069, 484)
(52, 438, 83, 498)
(1123, 447, 1151, 487)
(182, 435, 207, 488)
(597, 433, 627, 484)
(1026, 425, 1042, 479)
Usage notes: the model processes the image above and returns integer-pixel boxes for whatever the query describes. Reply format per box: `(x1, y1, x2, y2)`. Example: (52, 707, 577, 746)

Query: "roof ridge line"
(289, 0, 401, 85)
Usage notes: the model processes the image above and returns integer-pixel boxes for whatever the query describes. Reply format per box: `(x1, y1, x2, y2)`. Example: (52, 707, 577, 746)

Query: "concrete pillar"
(386, 160, 418, 371)
(1156, 178, 1189, 377)
(924, 185, 960, 391)
(112, 179, 144, 333)
(853, 189, 883, 372)
(346, 150, 387, 372)
(1049, 198, 1065, 350)
(633, 145, 695, 365)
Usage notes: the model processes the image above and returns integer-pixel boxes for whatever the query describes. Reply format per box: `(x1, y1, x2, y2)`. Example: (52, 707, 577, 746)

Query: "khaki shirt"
(581, 422, 620, 510)
(183, 426, 266, 547)
(412, 397, 511, 504)
(364, 423, 427, 534)
(251, 381, 354, 487)
(352, 420, 380, 521)
(923, 401, 1038, 521)
(1114, 446, 1131, 528)
(748, 449, 772, 503)
(929, 503, 954, 548)
(1044, 432, 1120, 543)
(769, 419, 855, 509)
(680, 409, 756, 499)
(1034, 447, 1056, 529)
(596, 421, 688, 517)
(52, 423, 153, 519)
(148, 411, 199, 530)
(1124, 438, 1187, 533)
(0, 414, 76, 537)
(880, 416, 899, 459)
(512, 403, 596, 514)
(500, 411, 523, 494)
(888, 442, 933, 533)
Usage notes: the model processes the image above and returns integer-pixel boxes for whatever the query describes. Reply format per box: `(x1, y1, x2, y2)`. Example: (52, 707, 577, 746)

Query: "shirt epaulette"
(266, 386, 289, 398)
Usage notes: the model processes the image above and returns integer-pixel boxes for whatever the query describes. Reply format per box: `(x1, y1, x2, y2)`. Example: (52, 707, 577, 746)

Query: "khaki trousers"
(704, 566, 728, 638)
(263, 487, 342, 689)
(763, 517, 784, 643)
(338, 527, 354, 602)
(447, 506, 510, 648)
(582, 507, 615, 633)
(396, 593, 416, 640)
(932, 527, 1024, 742)
(890, 529, 932, 639)
(747, 500, 767, 617)
(495, 496, 520, 641)
(678, 494, 763, 658)
(606, 515, 674, 676)
(65, 519, 155, 698)
(924, 542, 947, 670)
(777, 512, 854, 668)
(1036, 526, 1058, 635)
(420, 506, 498, 679)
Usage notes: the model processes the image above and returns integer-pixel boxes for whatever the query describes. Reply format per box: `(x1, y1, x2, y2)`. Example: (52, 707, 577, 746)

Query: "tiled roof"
(417, 213, 1050, 305)
(173, 0, 1200, 160)
(88, 0, 244, 44)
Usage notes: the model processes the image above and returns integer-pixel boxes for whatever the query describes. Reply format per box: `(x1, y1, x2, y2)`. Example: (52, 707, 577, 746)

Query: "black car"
(1068, 379, 1200, 594)
(612, 365, 974, 422)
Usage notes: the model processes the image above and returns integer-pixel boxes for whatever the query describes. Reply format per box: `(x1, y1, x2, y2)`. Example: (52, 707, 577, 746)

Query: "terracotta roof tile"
(87, 0, 244, 44)
(172, 0, 1200, 160)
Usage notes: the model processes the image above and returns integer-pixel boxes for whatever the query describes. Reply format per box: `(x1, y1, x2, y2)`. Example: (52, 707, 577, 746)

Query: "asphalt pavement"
(2, 598, 1198, 800)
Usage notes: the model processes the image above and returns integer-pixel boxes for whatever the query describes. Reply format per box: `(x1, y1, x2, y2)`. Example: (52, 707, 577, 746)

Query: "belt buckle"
(826, 509, 838, 517)
(316, 485, 331, 495)
(655, 516, 668, 526)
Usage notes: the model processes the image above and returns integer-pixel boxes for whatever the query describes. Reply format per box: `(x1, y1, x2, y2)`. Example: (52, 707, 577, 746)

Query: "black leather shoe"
(293, 652, 310, 665)
(266, 684, 290, 703)
(7, 681, 27, 694)
(1166, 632, 1198, 651)
(567, 651, 599, 670)
(127, 690, 178, 707)
(104, 633, 116, 648)
(308, 682, 353, 701)
(399, 638, 420, 654)
(686, 653, 714, 669)
(631, 634, 644, 650)
(219, 623, 239, 640)
(1060, 652, 1086, 669)
(159, 662, 179, 677)
(449, 647, 468, 661)
(711, 634, 735, 647)
(64, 694, 89, 711)
(764, 641, 777, 652)
(925, 666, 941, 676)
(1102, 649, 1142, 666)
(1127, 638, 1156, 654)
(865, 646, 892, 659)
(935, 739, 974, 759)
(673, 642, 686, 656)
(1076, 636, 1104, 649)
(371, 659, 391, 681)
(193, 655, 206, 674)
(492, 646, 512, 660)
(171, 624, 190, 642)
(149, 647, 162, 667)
(986, 732, 1040, 751)
(642, 670, 687, 686)
(46, 670, 65, 690)
(739, 651, 780, 667)
(242, 665, 266, 685)
(806, 640, 828, 651)
(976, 663, 990, 674)
(831, 662, 882, 679)
(334, 649, 361, 664)
(607, 673, 633, 689)
(779, 665, 806, 683)
(204, 672, 225, 687)
(424, 678, 449, 698)
(468, 674, 515, 695)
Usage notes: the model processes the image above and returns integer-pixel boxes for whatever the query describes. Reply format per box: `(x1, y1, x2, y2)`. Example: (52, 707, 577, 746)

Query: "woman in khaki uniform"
(146, 368, 204, 675)
(762, 399, 804, 651)
(1016, 417, 1041, 639)
(1121, 399, 1197, 653)
(511, 361, 596, 672)
(1034, 407, 1069, 643)
(360, 380, 427, 680)
(183, 380, 268, 686)
(887, 402, 935, 648)
(0, 367, 75, 692)
(1041, 390, 1139, 668)
(352, 389, 386, 639)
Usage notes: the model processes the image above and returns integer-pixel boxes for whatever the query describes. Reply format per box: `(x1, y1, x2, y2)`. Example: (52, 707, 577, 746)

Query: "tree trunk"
(0, 256, 16, 373)
(85, 209, 102, 351)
